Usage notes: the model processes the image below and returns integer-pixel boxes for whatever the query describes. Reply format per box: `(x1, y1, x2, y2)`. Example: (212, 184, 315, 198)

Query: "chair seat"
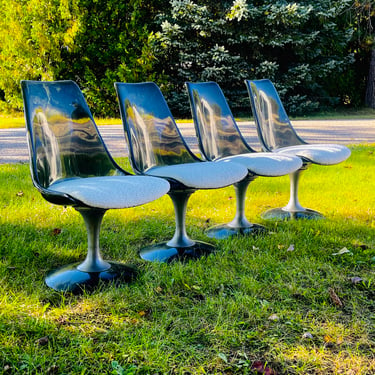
(274, 144, 351, 165)
(50, 176, 170, 209)
(145, 161, 248, 189)
(220, 153, 303, 177)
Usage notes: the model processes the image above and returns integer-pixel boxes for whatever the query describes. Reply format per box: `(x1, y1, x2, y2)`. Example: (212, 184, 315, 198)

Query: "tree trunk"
(365, 47, 375, 109)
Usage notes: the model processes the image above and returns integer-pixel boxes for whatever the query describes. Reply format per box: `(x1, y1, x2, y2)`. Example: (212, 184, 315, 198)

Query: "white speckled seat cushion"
(274, 144, 351, 165)
(145, 161, 248, 189)
(220, 153, 302, 177)
(49, 175, 170, 209)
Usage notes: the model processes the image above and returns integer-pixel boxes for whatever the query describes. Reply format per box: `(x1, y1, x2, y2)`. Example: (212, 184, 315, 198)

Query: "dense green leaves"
(154, 0, 356, 116)
(0, 0, 80, 111)
(0, 0, 373, 116)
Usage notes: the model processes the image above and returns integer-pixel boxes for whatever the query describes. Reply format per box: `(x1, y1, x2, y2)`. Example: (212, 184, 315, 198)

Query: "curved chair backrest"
(21, 80, 123, 190)
(245, 79, 306, 151)
(115, 82, 199, 174)
(186, 81, 254, 161)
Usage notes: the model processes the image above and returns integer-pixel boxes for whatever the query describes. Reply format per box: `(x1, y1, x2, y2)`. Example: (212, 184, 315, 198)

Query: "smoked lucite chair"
(186, 81, 302, 238)
(115, 82, 248, 262)
(21, 80, 170, 292)
(245, 79, 351, 220)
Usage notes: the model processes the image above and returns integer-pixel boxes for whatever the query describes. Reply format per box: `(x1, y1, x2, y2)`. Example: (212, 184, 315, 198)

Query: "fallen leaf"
(332, 247, 352, 256)
(218, 352, 228, 363)
(277, 244, 285, 250)
(328, 287, 343, 307)
(16, 191, 24, 197)
(251, 360, 276, 374)
(324, 335, 333, 343)
(302, 332, 313, 339)
(350, 276, 363, 284)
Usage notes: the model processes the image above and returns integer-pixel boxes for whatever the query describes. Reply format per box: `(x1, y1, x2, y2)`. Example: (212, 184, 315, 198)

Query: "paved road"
(1, 119, 375, 164)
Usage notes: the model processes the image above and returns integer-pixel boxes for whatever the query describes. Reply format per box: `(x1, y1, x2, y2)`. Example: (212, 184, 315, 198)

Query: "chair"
(21, 80, 170, 292)
(115, 82, 248, 261)
(186, 81, 303, 237)
(245, 79, 351, 219)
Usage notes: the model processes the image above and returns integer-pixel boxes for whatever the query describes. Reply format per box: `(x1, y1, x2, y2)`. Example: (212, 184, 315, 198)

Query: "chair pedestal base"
(45, 261, 137, 293)
(261, 207, 324, 221)
(139, 241, 215, 263)
(205, 176, 267, 240)
(205, 222, 266, 239)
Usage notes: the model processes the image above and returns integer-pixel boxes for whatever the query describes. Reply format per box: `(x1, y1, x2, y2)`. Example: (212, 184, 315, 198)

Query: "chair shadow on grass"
(1, 210, 374, 294)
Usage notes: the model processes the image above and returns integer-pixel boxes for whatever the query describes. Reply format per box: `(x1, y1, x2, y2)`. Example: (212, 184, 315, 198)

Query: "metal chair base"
(45, 261, 137, 293)
(261, 207, 324, 221)
(205, 222, 267, 239)
(139, 241, 215, 262)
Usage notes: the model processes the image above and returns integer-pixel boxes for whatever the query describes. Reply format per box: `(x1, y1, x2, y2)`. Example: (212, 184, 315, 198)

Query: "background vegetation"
(0, 0, 374, 117)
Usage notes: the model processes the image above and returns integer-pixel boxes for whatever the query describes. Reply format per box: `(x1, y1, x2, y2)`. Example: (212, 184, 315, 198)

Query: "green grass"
(1, 145, 375, 374)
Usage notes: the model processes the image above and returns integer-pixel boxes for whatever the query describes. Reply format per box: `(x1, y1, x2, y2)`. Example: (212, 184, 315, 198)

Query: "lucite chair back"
(186, 81, 304, 236)
(245, 79, 305, 151)
(245, 79, 351, 220)
(115, 81, 249, 260)
(21, 80, 170, 291)
(115, 81, 200, 175)
(186, 81, 253, 161)
(22, 80, 124, 204)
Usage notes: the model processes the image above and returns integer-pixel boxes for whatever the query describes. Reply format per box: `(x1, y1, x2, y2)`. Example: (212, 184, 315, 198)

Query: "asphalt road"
(1, 119, 375, 164)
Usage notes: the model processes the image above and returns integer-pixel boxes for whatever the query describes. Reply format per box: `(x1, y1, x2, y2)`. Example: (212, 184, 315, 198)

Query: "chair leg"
(167, 190, 196, 248)
(261, 168, 324, 220)
(139, 190, 215, 262)
(45, 208, 137, 293)
(284, 169, 305, 212)
(77, 209, 111, 272)
(205, 177, 266, 240)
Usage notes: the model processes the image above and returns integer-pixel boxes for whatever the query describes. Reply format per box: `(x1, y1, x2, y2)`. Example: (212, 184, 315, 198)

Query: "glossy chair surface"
(186, 81, 302, 236)
(245, 79, 351, 219)
(22, 80, 169, 291)
(115, 82, 248, 260)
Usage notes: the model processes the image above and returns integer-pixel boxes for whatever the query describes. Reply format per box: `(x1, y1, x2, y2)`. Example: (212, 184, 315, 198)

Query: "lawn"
(0, 145, 374, 374)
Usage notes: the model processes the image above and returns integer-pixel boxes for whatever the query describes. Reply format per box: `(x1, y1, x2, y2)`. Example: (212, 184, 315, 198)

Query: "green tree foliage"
(0, 0, 80, 111)
(0, 0, 167, 116)
(349, 0, 375, 108)
(154, 0, 355, 116)
(0, 0, 369, 117)
(62, 0, 168, 116)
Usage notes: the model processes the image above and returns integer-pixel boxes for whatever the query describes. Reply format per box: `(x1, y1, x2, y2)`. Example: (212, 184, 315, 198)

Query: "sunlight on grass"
(0, 145, 374, 374)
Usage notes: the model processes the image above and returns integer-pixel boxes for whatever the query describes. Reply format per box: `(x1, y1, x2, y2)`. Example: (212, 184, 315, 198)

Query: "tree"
(154, 0, 355, 117)
(349, 0, 375, 108)
(0, 0, 80, 112)
(0, 0, 168, 116)
(62, 0, 169, 117)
